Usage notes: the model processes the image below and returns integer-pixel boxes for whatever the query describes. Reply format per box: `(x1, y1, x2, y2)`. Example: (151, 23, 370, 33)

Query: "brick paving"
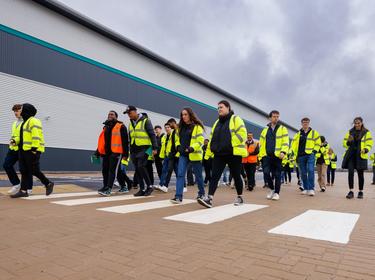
(0, 172, 375, 280)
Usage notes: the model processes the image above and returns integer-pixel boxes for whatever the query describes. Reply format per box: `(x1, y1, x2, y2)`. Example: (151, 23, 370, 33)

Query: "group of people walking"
(3, 102, 375, 205)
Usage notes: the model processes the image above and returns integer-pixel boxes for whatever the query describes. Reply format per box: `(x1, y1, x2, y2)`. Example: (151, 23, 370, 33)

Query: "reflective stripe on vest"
(129, 118, 152, 146)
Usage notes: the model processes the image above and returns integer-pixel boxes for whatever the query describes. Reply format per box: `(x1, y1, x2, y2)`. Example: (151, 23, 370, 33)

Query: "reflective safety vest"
(343, 130, 373, 160)
(97, 122, 124, 155)
(9, 120, 22, 151)
(205, 115, 248, 160)
(242, 140, 259, 164)
(282, 156, 288, 167)
(288, 154, 295, 168)
(159, 134, 168, 159)
(259, 124, 289, 160)
(121, 157, 129, 166)
(316, 144, 330, 165)
(176, 125, 204, 161)
(165, 130, 180, 158)
(329, 152, 337, 169)
(370, 153, 375, 167)
(291, 129, 321, 158)
(129, 118, 152, 146)
(22, 117, 45, 153)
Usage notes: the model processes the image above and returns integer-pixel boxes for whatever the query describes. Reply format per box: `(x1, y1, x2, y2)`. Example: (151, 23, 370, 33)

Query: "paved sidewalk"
(0, 172, 375, 280)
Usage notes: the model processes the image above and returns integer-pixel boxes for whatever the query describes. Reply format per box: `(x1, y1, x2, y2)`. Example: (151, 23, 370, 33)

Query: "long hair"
(352, 117, 366, 131)
(179, 107, 204, 129)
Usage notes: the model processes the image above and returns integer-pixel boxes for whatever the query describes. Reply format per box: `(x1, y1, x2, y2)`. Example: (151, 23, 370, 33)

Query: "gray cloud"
(59, 0, 375, 163)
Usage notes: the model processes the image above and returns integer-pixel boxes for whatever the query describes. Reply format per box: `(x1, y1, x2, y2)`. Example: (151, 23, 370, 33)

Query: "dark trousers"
(372, 166, 375, 184)
(243, 163, 257, 187)
(19, 150, 50, 191)
(147, 160, 155, 185)
(327, 165, 336, 184)
(208, 155, 243, 196)
(296, 167, 300, 179)
(132, 153, 152, 191)
(3, 149, 20, 186)
(187, 162, 195, 185)
(102, 153, 122, 189)
(203, 159, 212, 185)
(154, 155, 163, 180)
(348, 159, 364, 190)
(283, 165, 292, 183)
(262, 156, 282, 194)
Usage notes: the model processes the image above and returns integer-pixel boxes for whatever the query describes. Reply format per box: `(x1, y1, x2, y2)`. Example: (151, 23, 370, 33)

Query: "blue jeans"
(159, 157, 169, 186)
(297, 153, 315, 190)
(175, 155, 205, 200)
(3, 149, 20, 186)
(222, 166, 229, 183)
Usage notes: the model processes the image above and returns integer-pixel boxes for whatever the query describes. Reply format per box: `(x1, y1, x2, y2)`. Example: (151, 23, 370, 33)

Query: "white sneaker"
(27, 189, 33, 195)
(159, 186, 168, 193)
(154, 185, 161, 191)
(114, 181, 120, 187)
(267, 190, 275, 200)
(308, 190, 315, 196)
(183, 187, 187, 193)
(301, 190, 308, 195)
(7, 184, 20, 195)
(271, 193, 280, 200)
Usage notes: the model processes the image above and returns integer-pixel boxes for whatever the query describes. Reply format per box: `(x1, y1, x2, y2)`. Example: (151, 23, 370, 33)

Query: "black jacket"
(19, 103, 38, 151)
(342, 128, 369, 170)
(210, 112, 233, 156)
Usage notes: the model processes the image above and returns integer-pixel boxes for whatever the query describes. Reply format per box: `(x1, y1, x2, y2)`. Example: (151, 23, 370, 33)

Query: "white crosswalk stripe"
(164, 204, 268, 224)
(97, 199, 195, 214)
(22, 191, 98, 200)
(51, 195, 153, 206)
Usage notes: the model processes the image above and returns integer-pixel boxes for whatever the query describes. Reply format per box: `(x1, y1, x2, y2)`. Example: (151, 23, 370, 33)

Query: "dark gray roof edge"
(32, 0, 298, 132)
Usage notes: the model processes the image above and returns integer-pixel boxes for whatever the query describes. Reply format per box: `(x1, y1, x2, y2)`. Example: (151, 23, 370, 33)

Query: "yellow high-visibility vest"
(9, 120, 22, 151)
(176, 125, 205, 161)
(343, 130, 373, 160)
(129, 118, 151, 146)
(22, 117, 45, 153)
(259, 124, 289, 160)
(291, 129, 321, 157)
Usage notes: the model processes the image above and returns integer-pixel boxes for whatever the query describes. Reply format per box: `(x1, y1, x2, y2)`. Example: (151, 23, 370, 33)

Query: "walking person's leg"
(331, 168, 336, 185)
(191, 161, 205, 198)
(11, 151, 32, 198)
(173, 156, 189, 201)
(306, 153, 316, 194)
(3, 150, 21, 194)
(346, 159, 355, 199)
(357, 169, 365, 198)
(228, 156, 244, 205)
(32, 152, 53, 195)
(298, 156, 308, 191)
(272, 157, 282, 197)
(327, 165, 331, 185)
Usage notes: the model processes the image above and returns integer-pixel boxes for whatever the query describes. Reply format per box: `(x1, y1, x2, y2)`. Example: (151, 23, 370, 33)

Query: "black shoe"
(98, 186, 107, 193)
(299, 186, 304, 191)
(127, 181, 134, 190)
(196, 194, 205, 200)
(98, 188, 111, 196)
(133, 190, 145, 197)
(132, 184, 139, 190)
(371, 182, 375, 185)
(46, 182, 54, 196)
(10, 190, 28, 198)
(170, 197, 182, 204)
(248, 186, 254, 192)
(197, 197, 212, 208)
(144, 187, 154, 196)
(346, 191, 354, 199)
(357, 191, 364, 199)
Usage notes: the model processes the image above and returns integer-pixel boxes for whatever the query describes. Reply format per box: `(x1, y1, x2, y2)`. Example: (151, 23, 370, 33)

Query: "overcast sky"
(59, 0, 375, 160)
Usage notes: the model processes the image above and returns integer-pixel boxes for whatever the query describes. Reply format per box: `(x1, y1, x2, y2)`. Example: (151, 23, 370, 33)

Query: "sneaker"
(196, 194, 205, 200)
(299, 186, 304, 191)
(159, 186, 168, 193)
(266, 190, 275, 200)
(197, 196, 213, 208)
(46, 182, 54, 196)
(98, 186, 107, 193)
(357, 191, 364, 199)
(183, 187, 187, 193)
(114, 181, 120, 187)
(320, 186, 326, 192)
(271, 193, 280, 201)
(346, 191, 354, 199)
(170, 197, 182, 204)
(154, 185, 161, 191)
(297, 180, 302, 186)
(98, 189, 111, 196)
(144, 187, 154, 196)
(7, 184, 20, 195)
(133, 189, 145, 197)
(308, 190, 315, 196)
(234, 196, 244, 206)
(301, 190, 308, 195)
(27, 189, 33, 195)
(118, 186, 129, 194)
(10, 190, 28, 198)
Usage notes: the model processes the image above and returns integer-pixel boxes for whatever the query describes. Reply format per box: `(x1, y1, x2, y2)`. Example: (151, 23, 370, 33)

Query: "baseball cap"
(123, 105, 137, 114)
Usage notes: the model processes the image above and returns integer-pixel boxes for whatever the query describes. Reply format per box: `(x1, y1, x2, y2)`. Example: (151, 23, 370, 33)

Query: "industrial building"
(0, 0, 297, 171)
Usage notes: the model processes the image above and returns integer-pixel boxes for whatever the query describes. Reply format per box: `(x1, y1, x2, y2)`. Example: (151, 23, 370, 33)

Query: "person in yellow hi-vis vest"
(342, 117, 373, 199)
(327, 148, 337, 186)
(258, 110, 289, 201)
(315, 136, 330, 192)
(170, 107, 206, 204)
(4, 104, 23, 195)
(371, 153, 375, 185)
(198, 100, 247, 208)
(10, 103, 54, 198)
(125, 106, 157, 197)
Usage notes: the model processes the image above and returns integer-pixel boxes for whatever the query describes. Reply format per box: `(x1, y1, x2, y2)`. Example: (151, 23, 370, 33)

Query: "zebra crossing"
(20, 191, 360, 244)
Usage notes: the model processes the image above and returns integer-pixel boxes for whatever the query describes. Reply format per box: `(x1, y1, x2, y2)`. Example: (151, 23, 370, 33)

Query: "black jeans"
(147, 160, 155, 185)
(203, 159, 212, 185)
(132, 153, 152, 191)
(243, 163, 257, 187)
(102, 153, 123, 190)
(208, 155, 243, 196)
(296, 167, 300, 180)
(372, 166, 375, 184)
(3, 149, 20, 186)
(283, 165, 292, 183)
(262, 156, 282, 194)
(348, 159, 364, 190)
(327, 165, 336, 184)
(154, 155, 163, 180)
(19, 150, 50, 191)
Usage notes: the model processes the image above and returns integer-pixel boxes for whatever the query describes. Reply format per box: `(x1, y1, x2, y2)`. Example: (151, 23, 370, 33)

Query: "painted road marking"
(22, 191, 98, 200)
(268, 209, 360, 244)
(164, 203, 268, 224)
(97, 199, 195, 214)
(51, 195, 153, 206)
